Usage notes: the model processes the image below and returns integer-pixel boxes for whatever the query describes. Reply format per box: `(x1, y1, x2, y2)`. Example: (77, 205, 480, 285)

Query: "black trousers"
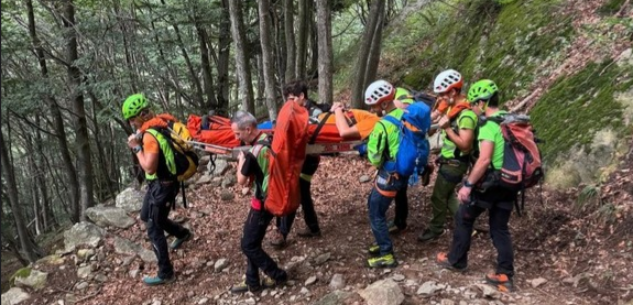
(447, 187, 516, 277)
(277, 178, 321, 237)
(393, 183, 409, 230)
(141, 180, 189, 279)
(277, 155, 321, 237)
(241, 207, 287, 287)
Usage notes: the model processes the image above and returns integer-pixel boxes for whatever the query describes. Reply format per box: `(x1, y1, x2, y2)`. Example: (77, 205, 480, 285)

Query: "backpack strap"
(310, 113, 331, 144)
(180, 181, 187, 209)
(376, 120, 394, 167)
(382, 115, 402, 129)
(251, 135, 272, 203)
(345, 111, 357, 126)
(449, 110, 478, 161)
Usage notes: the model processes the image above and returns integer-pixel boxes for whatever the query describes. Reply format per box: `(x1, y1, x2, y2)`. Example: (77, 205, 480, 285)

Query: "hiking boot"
(436, 252, 468, 273)
(170, 231, 193, 250)
(368, 244, 380, 256)
(417, 229, 445, 242)
(230, 281, 262, 294)
(262, 275, 288, 289)
(367, 253, 398, 269)
(296, 228, 321, 238)
(142, 275, 176, 286)
(269, 229, 286, 249)
(387, 221, 406, 234)
(485, 273, 514, 292)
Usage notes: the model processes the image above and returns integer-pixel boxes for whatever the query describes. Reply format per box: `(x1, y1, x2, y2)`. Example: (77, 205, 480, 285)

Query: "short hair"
(283, 80, 308, 100)
(230, 110, 257, 130)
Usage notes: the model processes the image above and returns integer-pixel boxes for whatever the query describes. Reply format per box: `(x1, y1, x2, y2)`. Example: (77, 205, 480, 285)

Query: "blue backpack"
(382, 102, 432, 184)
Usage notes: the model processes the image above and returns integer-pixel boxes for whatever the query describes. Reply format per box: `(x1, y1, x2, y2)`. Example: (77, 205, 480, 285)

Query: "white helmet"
(433, 69, 463, 94)
(364, 80, 395, 106)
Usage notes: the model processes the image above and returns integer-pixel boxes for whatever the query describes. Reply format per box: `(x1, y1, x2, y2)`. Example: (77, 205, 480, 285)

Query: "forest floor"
(19, 147, 633, 305)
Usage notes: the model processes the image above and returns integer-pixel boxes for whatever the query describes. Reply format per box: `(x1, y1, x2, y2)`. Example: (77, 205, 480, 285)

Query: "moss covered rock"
(13, 269, 47, 291)
(8, 268, 31, 287)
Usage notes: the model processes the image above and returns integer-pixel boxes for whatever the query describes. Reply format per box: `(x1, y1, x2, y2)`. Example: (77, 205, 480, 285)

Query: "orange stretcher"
(186, 114, 363, 156)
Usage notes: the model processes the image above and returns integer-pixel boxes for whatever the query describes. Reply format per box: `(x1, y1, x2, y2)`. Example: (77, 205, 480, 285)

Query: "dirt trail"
(24, 155, 632, 305)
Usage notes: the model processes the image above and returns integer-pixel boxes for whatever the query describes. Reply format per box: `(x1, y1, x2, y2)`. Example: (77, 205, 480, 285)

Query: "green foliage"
(597, 0, 628, 15)
(576, 184, 600, 209)
(9, 267, 32, 286)
(335, 0, 574, 98)
(595, 202, 618, 224)
(331, 0, 632, 173)
(399, 0, 572, 97)
(530, 61, 631, 164)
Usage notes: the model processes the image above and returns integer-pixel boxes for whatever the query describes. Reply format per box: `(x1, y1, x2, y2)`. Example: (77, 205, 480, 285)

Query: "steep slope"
(336, 0, 632, 188)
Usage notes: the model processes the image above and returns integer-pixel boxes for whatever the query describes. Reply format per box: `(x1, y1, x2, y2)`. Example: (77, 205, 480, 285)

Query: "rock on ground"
(114, 236, 157, 263)
(77, 265, 92, 279)
(417, 281, 441, 295)
(313, 290, 354, 305)
(14, 270, 47, 291)
(85, 206, 135, 229)
(471, 284, 500, 299)
(305, 275, 318, 286)
(64, 222, 105, 251)
(329, 274, 345, 290)
(359, 279, 404, 305)
(314, 252, 331, 265)
(214, 258, 229, 272)
(220, 190, 235, 201)
(115, 187, 145, 212)
(530, 277, 548, 288)
(209, 159, 230, 176)
(196, 175, 212, 185)
(359, 175, 372, 183)
(221, 176, 237, 188)
(1, 287, 31, 305)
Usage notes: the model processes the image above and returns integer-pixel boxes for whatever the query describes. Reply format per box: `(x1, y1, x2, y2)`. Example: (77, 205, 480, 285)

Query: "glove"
(354, 143, 368, 157)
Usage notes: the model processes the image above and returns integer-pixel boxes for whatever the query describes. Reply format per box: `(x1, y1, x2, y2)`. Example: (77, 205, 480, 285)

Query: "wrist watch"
(132, 145, 142, 154)
(463, 180, 474, 188)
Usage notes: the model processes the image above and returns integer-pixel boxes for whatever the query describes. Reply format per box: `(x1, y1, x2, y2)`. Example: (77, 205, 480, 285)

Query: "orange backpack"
(264, 100, 309, 216)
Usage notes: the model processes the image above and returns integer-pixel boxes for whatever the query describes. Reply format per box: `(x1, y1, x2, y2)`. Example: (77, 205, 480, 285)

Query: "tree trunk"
(0, 131, 41, 263)
(295, 0, 309, 79)
(363, 7, 385, 85)
(315, 0, 333, 104)
(26, 0, 80, 222)
(34, 117, 56, 229)
(113, 0, 138, 93)
(159, 0, 206, 110)
(309, 4, 319, 80)
(256, 55, 265, 105)
(87, 90, 117, 202)
(258, 0, 279, 121)
(32, 188, 41, 236)
(195, 21, 218, 111)
(284, 0, 296, 82)
(228, 0, 255, 113)
(272, 5, 284, 86)
(217, 0, 231, 115)
(63, 0, 96, 221)
(350, 0, 385, 108)
(20, 127, 43, 234)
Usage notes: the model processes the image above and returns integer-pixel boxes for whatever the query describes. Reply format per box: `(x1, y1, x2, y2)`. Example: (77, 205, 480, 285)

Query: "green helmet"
(395, 87, 414, 105)
(122, 93, 149, 120)
(467, 80, 499, 103)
